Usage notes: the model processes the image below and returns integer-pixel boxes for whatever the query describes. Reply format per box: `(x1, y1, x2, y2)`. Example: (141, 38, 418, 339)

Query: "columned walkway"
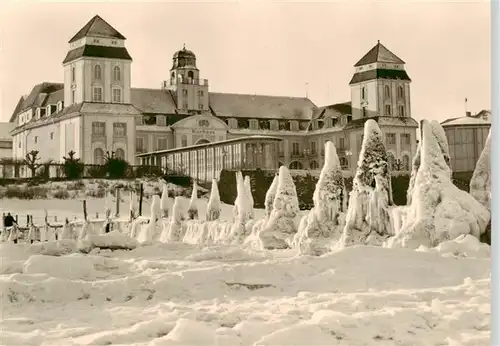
(136, 135, 282, 182)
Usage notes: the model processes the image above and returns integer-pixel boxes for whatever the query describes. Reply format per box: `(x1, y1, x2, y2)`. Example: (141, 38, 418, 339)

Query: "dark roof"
(311, 102, 352, 120)
(349, 69, 411, 85)
(208, 92, 316, 120)
(354, 41, 405, 67)
(131, 88, 178, 114)
(69, 15, 126, 43)
(344, 116, 418, 130)
(63, 45, 132, 64)
(174, 47, 196, 59)
(18, 82, 64, 112)
(9, 96, 25, 123)
(42, 89, 64, 106)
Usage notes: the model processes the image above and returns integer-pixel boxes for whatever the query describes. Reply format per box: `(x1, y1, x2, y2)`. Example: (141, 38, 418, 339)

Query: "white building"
(10, 15, 418, 175)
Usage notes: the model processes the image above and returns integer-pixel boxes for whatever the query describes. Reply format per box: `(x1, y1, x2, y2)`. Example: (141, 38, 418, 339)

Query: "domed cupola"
(171, 45, 198, 70)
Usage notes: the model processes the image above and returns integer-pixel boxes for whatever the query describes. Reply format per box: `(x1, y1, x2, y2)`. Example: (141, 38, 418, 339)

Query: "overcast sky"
(0, 0, 490, 123)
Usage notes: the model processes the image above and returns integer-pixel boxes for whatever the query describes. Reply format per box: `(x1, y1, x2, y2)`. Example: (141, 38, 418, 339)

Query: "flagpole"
(465, 97, 468, 115)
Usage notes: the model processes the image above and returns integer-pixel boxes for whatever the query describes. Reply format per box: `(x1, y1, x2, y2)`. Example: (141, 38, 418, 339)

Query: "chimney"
(466, 111, 472, 117)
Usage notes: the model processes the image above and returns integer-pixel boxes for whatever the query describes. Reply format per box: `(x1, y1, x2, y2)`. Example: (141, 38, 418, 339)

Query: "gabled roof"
(131, 88, 178, 114)
(18, 82, 64, 112)
(311, 102, 352, 120)
(208, 92, 316, 120)
(354, 41, 405, 67)
(69, 15, 126, 43)
(9, 96, 25, 123)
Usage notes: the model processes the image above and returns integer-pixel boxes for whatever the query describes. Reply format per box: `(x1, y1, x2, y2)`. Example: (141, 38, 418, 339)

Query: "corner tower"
(62, 15, 133, 106)
(349, 41, 411, 120)
(163, 46, 209, 112)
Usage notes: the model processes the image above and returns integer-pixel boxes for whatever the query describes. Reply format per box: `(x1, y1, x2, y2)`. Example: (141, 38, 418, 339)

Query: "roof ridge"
(209, 91, 310, 100)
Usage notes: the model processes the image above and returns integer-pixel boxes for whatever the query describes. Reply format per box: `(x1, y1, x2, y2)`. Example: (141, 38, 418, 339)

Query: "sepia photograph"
(0, 1, 494, 345)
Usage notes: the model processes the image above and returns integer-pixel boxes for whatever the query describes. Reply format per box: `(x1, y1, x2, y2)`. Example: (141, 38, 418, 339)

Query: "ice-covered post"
(206, 178, 221, 221)
(338, 119, 393, 248)
(139, 183, 144, 216)
(187, 181, 199, 220)
(295, 141, 346, 255)
(160, 183, 170, 218)
(244, 175, 254, 219)
(115, 187, 120, 218)
(83, 200, 88, 221)
(258, 166, 300, 250)
(129, 190, 138, 221)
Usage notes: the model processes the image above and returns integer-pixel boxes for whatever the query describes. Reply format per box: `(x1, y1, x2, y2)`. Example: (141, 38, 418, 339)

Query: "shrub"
(3, 186, 48, 199)
(53, 189, 70, 199)
(106, 157, 129, 179)
(134, 165, 164, 178)
(88, 166, 107, 178)
(63, 151, 84, 179)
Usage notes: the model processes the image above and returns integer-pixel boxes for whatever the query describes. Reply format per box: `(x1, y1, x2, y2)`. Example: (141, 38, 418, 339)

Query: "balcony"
(162, 78, 209, 88)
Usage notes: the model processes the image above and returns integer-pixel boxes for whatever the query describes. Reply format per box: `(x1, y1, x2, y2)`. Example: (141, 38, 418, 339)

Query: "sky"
(0, 0, 490, 123)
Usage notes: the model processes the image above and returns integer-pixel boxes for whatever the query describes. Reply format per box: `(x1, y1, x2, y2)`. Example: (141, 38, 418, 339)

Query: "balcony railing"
(162, 78, 209, 88)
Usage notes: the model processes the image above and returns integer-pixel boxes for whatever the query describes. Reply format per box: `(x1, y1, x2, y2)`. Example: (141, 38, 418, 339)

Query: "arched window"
(171, 72, 175, 78)
(290, 161, 303, 170)
(195, 138, 210, 145)
(384, 85, 391, 99)
(402, 155, 410, 171)
(71, 66, 76, 82)
(187, 71, 194, 80)
(94, 148, 104, 165)
(94, 65, 102, 80)
(113, 66, 121, 81)
(361, 86, 366, 100)
(115, 148, 125, 160)
(398, 86, 404, 99)
(310, 160, 319, 170)
(387, 152, 395, 170)
(340, 157, 348, 169)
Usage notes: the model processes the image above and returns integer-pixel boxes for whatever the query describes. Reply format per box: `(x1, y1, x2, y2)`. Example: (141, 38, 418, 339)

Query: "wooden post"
(26, 214, 29, 226)
(115, 187, 120, 218)
(83, 200, 88, 221)
(138, 183, 144, 216)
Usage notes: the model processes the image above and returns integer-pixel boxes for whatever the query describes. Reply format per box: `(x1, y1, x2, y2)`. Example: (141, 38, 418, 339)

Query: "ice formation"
(387, 120, 490, 249)
(244, 175, 255, 219)
(430, 120, 451, 170)
(229, 172, 254, 244)
(206, 179, 221, 221)
(60, 219, 75, 240)
(407, 142, 421, 205)
(129, 190, 138, 220)
(160, 184, 171, 218)
(258, 166, 300, 249)
(161, 196, 185, 242)
(264, 173, 279, 219)
(187, 182, 199, 220)
(137, 195, 161, 244)
(470, 129, 491, 212)
(294, 141, 346, 255)
(337, 119, 393, 248)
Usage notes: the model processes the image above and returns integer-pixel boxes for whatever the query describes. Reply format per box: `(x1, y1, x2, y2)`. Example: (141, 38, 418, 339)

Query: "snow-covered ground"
(0, 197, 491, 346)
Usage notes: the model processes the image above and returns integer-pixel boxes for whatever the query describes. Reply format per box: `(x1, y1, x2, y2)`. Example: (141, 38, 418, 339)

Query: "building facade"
(0, 123, 14, 159)
(10, 15, 418, 177)
(441, 110, 491, 172)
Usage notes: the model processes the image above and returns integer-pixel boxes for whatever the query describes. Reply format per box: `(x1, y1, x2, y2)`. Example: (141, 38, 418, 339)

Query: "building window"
(401, 133, 411, 146)
(71, 66, 75, 82)
(362, 107, 367, 117)
(94, 148, 104, 165)
(292, 142, 300, 155)
(310, 141, 316, 155)
(181, 135, 188, 147)
(199, 104, 204, 110)
(113, 66, 121, 81)
(93, 87, 103, 102)
(92, 122, 105, 136)
(310, 160, 319, 170)
(93, 38, 100, 44)
(402, 155, 410, 170)
(115, 148, 125, 160)
(386, 133, 396, 146)
(71, 90, 75, 104)
(94, 65, 102, 80)
(198, 90, 204, 97)
(387, 152, 395, 170)
(182, 89, 188, 96)
(157, 138, 168, 150)
(111, 40, 117, 45)
(398, 86, 404, 99)
(384, 85, 391, 99)
(339, 137, 345, 149)
(34, 136, 38, 144)
(361, 86, 366, 100)
(113, 122, 126, 137)
(136, 137, 145, 153)
(398, 105, 405, 117)
(183, 103, 188, 109)
(112, 89, 122, 103)
(384, 104, 392, 115)
(50, 132, 54, 140)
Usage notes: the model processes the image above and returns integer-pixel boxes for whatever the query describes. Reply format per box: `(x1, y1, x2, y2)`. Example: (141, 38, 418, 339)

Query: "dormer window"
(113, 66, 121, 81)
(46, 105, 51, 116)
(36, 108, 41, 119)
(93, 38, 100, 44)
(57, 101, 63, 112)
(94, 65, 102, 80)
